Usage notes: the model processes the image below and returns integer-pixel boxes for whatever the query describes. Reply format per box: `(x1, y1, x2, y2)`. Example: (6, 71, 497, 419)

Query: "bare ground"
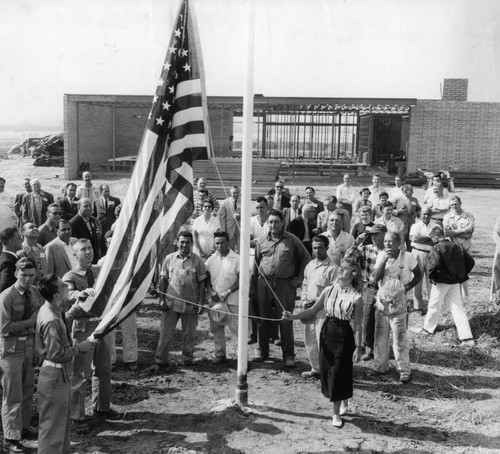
(1, 154, 500, 454)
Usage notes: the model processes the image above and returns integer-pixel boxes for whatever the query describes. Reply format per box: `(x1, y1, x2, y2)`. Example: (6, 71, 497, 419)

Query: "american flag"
(87, 0, 210, 339)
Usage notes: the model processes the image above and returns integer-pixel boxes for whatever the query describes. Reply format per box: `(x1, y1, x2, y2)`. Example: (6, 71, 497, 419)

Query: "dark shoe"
(301, 370, 320, 379)
(93, 408, 123, 420)
(71, 420, 90, 434)
(247, 337, 257, 345)
(21, 426, 38, 439)
(126, 362, 138, 371)
(251, 355, 268, 363)
(3, 439, 25, 453)
(399, 374, 411, 384)
(212, 356, 227, 365)
(274, 339, 282, 347)
(284, 357, 295, 368)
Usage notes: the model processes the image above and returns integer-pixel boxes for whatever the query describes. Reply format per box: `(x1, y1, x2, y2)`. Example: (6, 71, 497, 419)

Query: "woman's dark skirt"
(319, 317, 355, 402)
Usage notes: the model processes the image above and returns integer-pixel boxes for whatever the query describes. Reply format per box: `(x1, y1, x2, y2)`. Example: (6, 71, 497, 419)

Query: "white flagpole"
(236, 0, 256, 407)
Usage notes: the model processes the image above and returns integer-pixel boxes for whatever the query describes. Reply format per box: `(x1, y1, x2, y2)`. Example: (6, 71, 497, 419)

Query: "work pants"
(303, 316, 325, 373)
(423, 283, 473, 340)
(362, 285, 377, 350)
(109, 312, 138, 365)
(71, 326, 111, 420)
(0, 336, 34, 440)
(209, 303, 244, 359)
(413, 249, 431, 310)
(374, 310, 410, 376)
(155, 310, 198, 364)
(37, 365, 71, 454)
(256, 277, 296, 359)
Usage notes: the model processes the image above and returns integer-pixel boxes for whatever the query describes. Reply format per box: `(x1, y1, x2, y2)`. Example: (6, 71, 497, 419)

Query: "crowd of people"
(0, 169, 493, 449)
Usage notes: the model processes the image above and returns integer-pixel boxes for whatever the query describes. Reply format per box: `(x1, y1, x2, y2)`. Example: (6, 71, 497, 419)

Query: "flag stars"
(148, 112, 152, 120)
(174, 29, 181, 37)
(163, 61, 171, 71)
(181, 49, 188, 57)
(156, 117, 165, 126)
(162, 101, 171, 110)
(157, 79, 165, 87)
(183, 63, 191, 72)
(152, 95, 159, 104)
(169, 86, 175, 94)
(168, 45, 177, 54)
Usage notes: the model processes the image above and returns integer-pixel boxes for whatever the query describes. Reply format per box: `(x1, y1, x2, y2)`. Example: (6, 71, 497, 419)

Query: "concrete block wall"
(208, 107, 234, 157)
(114, 107, 149, 159)
(407, 100, 500, 174)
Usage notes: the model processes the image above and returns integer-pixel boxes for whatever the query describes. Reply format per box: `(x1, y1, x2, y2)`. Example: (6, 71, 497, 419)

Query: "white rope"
(157, 290, 283, 322)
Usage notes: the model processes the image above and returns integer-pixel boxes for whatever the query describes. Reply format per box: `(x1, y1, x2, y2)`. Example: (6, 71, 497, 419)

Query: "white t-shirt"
(205, 250, 240, 306)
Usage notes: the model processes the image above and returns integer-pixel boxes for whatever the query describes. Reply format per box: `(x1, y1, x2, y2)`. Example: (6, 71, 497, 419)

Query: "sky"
(1, 0, 499, 128)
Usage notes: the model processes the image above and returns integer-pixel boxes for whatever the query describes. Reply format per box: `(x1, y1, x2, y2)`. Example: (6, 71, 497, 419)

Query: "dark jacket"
(428, 239, 475, 285)
(0, 252, 17, 293)
(69, 214, 100, 263)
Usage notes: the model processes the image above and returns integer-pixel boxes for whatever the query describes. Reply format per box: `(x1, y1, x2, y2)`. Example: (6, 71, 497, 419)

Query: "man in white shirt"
(76, 171, 100, 203)
(336, 174, 357, 217)
(250, 197, 269, 246)
(426, 183, 450, 226)
(423, 175, 448, 205)
(300, 235, 338, 378)
(283, 195, 301, 229)
(409, 207, 435, 313)
(321, 213, 354, 266)
(368, 174, 386, 207)
(205, 231, 241, 364)
(388, 176, 404, 201)
(44, 219, 78, 278)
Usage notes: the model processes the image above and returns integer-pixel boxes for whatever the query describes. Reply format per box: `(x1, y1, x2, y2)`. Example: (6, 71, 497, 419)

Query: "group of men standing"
(0, 171, 124, 453)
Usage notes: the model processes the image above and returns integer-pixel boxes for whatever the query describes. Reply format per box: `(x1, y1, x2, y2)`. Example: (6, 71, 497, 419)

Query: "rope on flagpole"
(156, 290, 284, 322)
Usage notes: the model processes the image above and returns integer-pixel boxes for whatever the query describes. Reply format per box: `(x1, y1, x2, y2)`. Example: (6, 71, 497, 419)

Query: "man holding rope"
(251, 209, 310, 368)
(155, 231, 206, 369)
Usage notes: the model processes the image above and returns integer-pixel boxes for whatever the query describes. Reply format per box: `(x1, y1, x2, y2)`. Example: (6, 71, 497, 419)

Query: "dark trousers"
(256, 277, 296, 359)
(362, 285, 377, 350)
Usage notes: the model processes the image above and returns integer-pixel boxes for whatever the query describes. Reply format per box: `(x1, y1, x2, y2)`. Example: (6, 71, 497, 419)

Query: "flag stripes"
(87, 0, 210, 338)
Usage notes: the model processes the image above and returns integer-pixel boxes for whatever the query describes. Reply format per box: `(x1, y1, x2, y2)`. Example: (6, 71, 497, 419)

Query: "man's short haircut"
(302, 204, 316, 214)
(450, 196, 462, 204)
(65, 182, 77, 190)
(16, 257, 35, 271)
(267, 209, 284, 221)
(373, 174, 381, 179)
(381, 201, 394, 209)
(58, 219, 70, 228)
(402, 183, 413, 192)
(312, 234, 329, 248)
(290, 194, 300, 201)
(177, 230, 193, 241)
(325, 195, 338, 204)
(305, 186, 315, 193)
(360, 187, 371, 195)
(379, 192, 389, 199)
(82, 171, 91, 178)
(214, 231, 229, 241)
(72, 238, 91, 251)
(0, 177, 5, 184)
(47, 203, 61, 213)
(99, 184, 109, 192)
(231, 185, 239, 190)
(197, 177, 206, 183)
(255, 196, 268, 205)
(38, 274, 61, 301)
(0, 227, 19, 245)
(78, 198, 91, 207)
(385, 231, 401, 243)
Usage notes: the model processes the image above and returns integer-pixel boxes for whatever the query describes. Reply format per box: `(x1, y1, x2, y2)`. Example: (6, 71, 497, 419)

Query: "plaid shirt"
(346, 243, 380, 284)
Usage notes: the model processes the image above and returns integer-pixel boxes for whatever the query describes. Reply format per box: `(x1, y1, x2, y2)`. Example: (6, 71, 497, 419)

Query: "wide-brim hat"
(209, 302, 231, 326)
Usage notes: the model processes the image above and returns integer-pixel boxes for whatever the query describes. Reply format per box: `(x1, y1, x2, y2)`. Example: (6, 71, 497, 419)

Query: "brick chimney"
(442, 78, 468, 101)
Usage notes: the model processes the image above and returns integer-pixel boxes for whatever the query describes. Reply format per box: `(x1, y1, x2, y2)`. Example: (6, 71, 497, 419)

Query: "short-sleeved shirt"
(0, 284, 43, 338)
(321, 284, 362, 321)
(161, 251, 206, 313)
(321, 230, 354, 266)
(409, 220, 436, 252)
(443, 210, 475, 251)
(254, 231, 310, 280)
(205, 250, 240, 306)
(250, 216, 269, 240)
(301, 256, 338, 318)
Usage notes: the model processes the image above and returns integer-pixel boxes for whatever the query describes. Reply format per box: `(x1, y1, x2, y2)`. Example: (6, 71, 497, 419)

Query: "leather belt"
(42, 360, 62, 369)
(17, 336, 28, 341)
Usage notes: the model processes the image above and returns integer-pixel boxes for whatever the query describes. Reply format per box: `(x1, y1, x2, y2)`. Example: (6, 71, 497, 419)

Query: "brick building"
(63, 79, 500, 179)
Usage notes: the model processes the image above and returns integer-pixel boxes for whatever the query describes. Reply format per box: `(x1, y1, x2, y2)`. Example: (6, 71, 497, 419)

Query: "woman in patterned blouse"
(283, 258, 363, 428)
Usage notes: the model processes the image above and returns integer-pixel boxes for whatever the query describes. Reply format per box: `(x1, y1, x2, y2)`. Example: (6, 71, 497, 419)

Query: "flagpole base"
(235, 373, 248, 407)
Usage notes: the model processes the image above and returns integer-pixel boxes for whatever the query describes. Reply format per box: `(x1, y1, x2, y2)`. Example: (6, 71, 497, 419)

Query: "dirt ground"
(1, 154, 500, 454)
